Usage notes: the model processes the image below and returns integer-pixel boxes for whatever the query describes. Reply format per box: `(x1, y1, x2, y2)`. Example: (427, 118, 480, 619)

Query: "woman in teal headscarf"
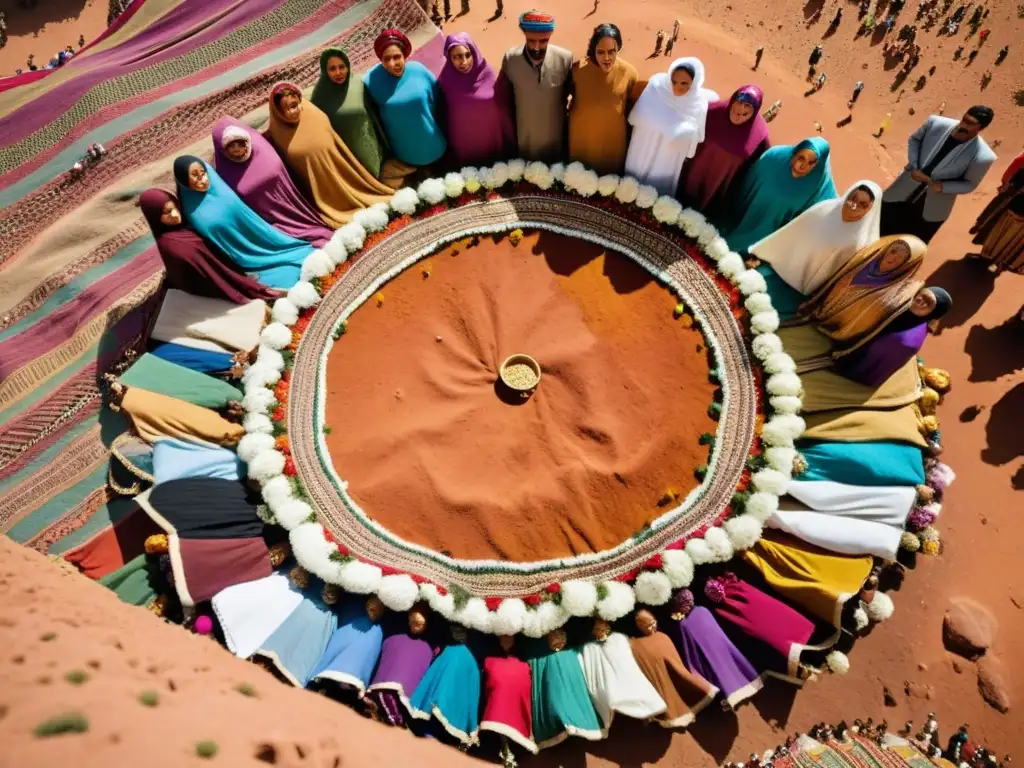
(310, 48, 387, 179)
(528, 630, 603, 748)
(719, 137, 838, 254)
(409, 624, 481, 746)
(173, 155, 314, 290)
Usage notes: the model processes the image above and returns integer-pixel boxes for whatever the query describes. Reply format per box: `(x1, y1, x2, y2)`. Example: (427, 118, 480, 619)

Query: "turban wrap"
(518, 10, 556, 32)
(270, 81, 302, 104)
(374, 29, 413, 60)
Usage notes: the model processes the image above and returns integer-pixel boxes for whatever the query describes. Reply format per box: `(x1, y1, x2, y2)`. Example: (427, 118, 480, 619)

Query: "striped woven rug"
(0, 0, 442, 554)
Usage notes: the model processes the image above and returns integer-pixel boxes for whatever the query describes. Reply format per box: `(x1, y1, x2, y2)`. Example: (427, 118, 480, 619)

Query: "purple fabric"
(678, 85, 770, 213)
(674, 607, 760, 702)
(369, 630, 435, 698)
(368, 690, 407, 726)
(851, 256, 899, 286)
(211, 117, 333, 246)
(436, 33, 516, 166)
(834, 322, 928, 387)
(710, 573, 815, 662)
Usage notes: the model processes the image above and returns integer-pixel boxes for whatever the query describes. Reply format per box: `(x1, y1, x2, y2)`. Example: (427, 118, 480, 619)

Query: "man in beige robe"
(499, 10, 572, 163)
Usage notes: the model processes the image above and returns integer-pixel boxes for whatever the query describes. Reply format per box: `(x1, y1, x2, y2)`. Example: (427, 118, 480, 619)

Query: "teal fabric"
(364, 61, 446, 166)
(528, 641, 602, 745)
(98, 554, 158, 606)
(758, 264, 806, 321)
(721, 137, 838, 254)
(410, 641, 481, 742)
(152, 438, 244, 484)
(256, 591, 338, 686)
(175, 158, 312, 289)
(797, 439, 925, 486)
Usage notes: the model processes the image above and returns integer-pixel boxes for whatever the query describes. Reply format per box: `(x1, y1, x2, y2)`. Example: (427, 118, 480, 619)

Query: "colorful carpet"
(0, 0, 442, 554)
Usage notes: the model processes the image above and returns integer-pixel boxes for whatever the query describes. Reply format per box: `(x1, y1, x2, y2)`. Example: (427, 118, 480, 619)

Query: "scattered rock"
(255, 743, 278, 764)
(905, 681, 935, 700)
(980, 516, 988, 525)
(977, 657, 1011, 713)
(943, 598, 997, 659)
(884, 686, 898, 707)
(952, 658, 964, 674)
(918, 663, 928, 672)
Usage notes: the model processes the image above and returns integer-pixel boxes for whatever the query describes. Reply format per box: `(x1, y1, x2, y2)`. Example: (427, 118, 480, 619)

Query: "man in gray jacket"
(881, 105, 996, 243)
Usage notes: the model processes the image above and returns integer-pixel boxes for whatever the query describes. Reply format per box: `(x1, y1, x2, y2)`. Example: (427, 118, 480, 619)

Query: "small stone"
(952, 658, 964, 674)
(918, 662, 928, 672)
(884, 686, 898, 707)
(977, 657, 1011, 713)
(905, 681, 935, 700)
(943, 598, 997, 659)
(435, 336, 442, 343)
(981, 517, 988, 525)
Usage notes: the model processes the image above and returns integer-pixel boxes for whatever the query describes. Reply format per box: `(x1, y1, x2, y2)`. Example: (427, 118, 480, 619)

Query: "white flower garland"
(241, 161, 809, 637)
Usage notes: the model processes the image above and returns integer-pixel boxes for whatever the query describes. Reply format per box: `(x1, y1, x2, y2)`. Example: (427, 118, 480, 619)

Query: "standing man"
(848, 80, 865, 107)
(753, 45, 764, 70)
(500, 10, 572, 162)
(881, 105, 996, 243)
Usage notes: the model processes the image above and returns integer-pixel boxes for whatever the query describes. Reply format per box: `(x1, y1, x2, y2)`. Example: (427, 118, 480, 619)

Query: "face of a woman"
(909, 287, 937, 317)
(670, 67, 693, 97)
(635, 609, 658, 636)
(593, 36, 618, 72)
(160, 200, 182, 226)
(790, 148, 819, 178)
(729, 100, 755, 125)
(547, 629, 567, 652)
(224, 138, 249, 162)
(499, 634, 515, 653)
(448, 44, 473, 74)
(278, 91, 302, 123)
(365, 596, 384, 622)
(382, 44, 406, 77)
(187, 161, 210, 192)
(841, 188, 875, 222)
(879, 240, 911, 272)
(408, 610, 427, 635)
(326, 55, 349, 85)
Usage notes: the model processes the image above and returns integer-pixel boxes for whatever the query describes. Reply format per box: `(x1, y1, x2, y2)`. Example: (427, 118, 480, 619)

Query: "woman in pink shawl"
(676, 85, 770, 219)
(437, 32, 516, 167)
(211, 117, 335, 248)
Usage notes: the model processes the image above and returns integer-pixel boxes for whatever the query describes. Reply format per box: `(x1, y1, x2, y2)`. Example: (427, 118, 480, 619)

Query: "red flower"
(436, 586, 448, 596)
(283, 457, 297, 476)
(336, 542, 349, 556)
(614, 568, 639, 583)
(485, 597, 503, 612)
(322, 528, 336, 544)
(271, 407, 286, 422)
(523, 594, 542, 606)
(545, 583, 561, 594)
(379, 565, 399, 576)
(644, 554, 664, 571)
(410, 574, 428, 585)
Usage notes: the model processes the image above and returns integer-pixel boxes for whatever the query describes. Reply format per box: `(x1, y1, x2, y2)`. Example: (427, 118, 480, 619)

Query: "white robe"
(578, 632, 667, 729)
(750, 180, 883, 295)
(152, 289, 266, 353)
(211, 572, 303, 659)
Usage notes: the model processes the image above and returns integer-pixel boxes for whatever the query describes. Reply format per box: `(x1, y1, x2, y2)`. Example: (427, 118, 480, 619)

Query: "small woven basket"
(499, 354, 541, 399)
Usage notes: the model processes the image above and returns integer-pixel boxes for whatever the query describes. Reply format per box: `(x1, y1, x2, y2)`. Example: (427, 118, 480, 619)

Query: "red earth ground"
(1, 0, 1022, 764)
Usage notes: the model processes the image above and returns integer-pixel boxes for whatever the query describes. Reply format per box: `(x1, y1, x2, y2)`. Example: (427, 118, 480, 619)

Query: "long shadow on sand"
(922, 256, 997, 329)
(1, 0, 89, 38)
(981, 381, 1024, 468)
(963, 311, 1024, 383)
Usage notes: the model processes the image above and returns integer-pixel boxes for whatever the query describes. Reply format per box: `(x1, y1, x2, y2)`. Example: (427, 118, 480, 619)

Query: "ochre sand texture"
(324, 230, 718, 561)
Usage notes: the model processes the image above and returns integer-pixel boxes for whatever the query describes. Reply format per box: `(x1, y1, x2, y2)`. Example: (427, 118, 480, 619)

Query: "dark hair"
(853, 183, 876, 201)
(965, 104, 994, 128)
(587, 23, 622, 62)
(672, 62, 696, 79)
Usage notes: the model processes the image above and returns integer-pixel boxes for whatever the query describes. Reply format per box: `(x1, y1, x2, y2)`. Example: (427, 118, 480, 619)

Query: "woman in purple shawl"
(834, 286, 950, 386)
(364, 605, 436, 726)
(211, 117, 334, 248)
(140, 188, 280, 305)
(437, 32, 516, 167)
(676, 85, 770, 219)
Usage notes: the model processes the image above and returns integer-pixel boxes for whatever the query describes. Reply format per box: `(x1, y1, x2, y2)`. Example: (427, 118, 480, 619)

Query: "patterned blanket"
(0, 0, 441, 553)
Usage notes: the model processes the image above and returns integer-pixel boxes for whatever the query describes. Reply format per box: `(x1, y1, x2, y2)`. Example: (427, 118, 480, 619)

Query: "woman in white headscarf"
(749, 180, 884, 318)
(624, 57, 717, 196)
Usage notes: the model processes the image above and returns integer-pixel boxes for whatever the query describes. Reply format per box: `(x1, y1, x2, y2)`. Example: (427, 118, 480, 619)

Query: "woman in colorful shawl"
(577, 618, 666, 731)
(174, 156, 314, 290)
(668, 594, 762, 710)
(409, 624, 481, 746)
(267, 82, 393, 227)
(151, 438, 244, 484)
(110, 385, 244, 447)
(437, 32, 516, 168)
(749, 180, 883, 319)
(364, 30, 447, 169)
(253, 586, 339, 687)
(479, 634, 537, 754)
(676, 84, 770, 220)
(365, 606, 435, 726)
(625, 57, 718, 196)
(211, 117, 335, 248)
(528, 629, 603, 748)
(720, 137, 838, 254)
(833, 286, 951, 386)
(117, 353, 242, 409)
(309, 596, 385, 695)
(150, 289, 266, 355)
(212, 571, 304, 659)
(788, 235, 926, 371)
(140, 188, 280, 304)
(629, 609, 717, 728)
(968, 150, 1024, 274)
(568, 24, 638, 175)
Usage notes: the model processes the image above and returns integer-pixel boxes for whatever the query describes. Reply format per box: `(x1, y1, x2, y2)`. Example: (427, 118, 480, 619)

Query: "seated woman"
(624, 57, 717, 197)
(785, 235, 927, 373)
(173, 155, 315, 290)
(140, 188, 280, 304)
(527, 629, 603, 747)
(568, 23, 638, 175)
(107, 382, 244, 447)
(310, 48, 388, 181)
(675, 84, 770, 222)
(833, 286, 950, 386)
(747, 180, 883, 319)
(438, 32, 516, 168)
(211, 117, 335, 248)
(266, 82, 393, 227)
(150, 288, 266, 357)
(364, 29, 447, 171)
(720, 137, 837, 254)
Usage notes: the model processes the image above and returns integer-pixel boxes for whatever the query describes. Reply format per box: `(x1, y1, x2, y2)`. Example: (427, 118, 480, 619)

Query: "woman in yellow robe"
(568, 24, 639, 175)
(266, 81, 393, 227)
(113, 386, 244, 447)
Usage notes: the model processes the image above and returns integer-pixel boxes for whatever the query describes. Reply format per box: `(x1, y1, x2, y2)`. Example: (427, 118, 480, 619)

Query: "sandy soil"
(0, 0, 107, 74)
(1, 0, 1022, 763)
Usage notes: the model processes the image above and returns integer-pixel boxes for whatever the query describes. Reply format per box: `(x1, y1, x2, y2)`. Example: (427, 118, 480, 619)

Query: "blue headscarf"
(721, 137, 838, 254)
(173, 155, 313, 290)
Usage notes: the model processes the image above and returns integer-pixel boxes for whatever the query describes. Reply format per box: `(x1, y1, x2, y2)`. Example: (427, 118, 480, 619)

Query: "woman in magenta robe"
(676, 85, 770, 220)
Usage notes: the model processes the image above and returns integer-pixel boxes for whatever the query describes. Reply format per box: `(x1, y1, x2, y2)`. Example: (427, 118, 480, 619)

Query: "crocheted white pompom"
(560, 581, 598, 617)
(237, 432, 275, 463)
(737, 269, 769, 296)
(724, 515, 764, 551)
(247, 449, 285, 483)
(684, 537, 714, 565)
(767, 372, 803, 398)
(443, 172, 466, 198)
(752, 468, 790, 496)
(704, 526, 735, 562)
(260, 322, 292, 351)
(634, 571, 673, 606)
(378, 574, 421, 612)
(390, 186, 419, 215)
(745, 491, 780, 522)
(596, 581, 635, 622)
(287, 281, 321, 310)
(865, 591, 895, 622)
(597, 174, 620, 196)
(271, 298, 299, 326)
(751, 311, 781, 334)
(300, 249, 333, 281)
(490, 598, 528, 636)
(506, 158, 526, 181)
(615, 175, 640, 204)
(241, 411, 273, 436)
(417, 177, 447, 205)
